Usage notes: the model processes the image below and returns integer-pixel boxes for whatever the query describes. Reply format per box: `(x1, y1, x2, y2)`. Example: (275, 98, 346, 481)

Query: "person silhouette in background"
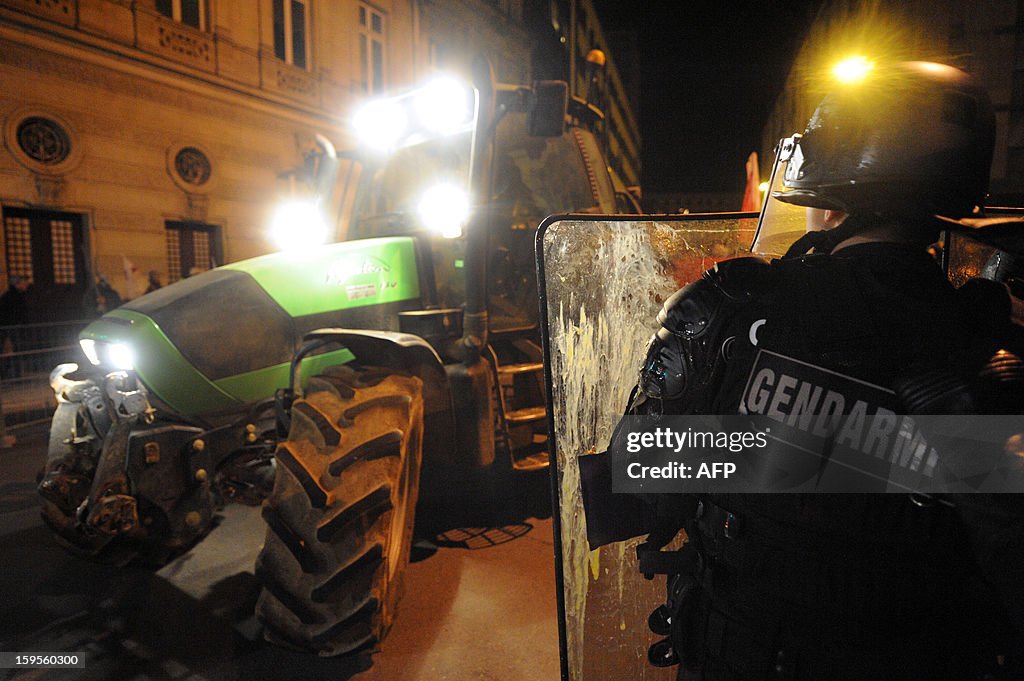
(144, 270, 163, 294)
(0, 275, 30, 378)
(82, 273, 123, 317)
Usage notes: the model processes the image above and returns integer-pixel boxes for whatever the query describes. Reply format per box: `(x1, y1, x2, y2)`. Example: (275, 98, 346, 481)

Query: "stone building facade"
(565, 0, 640, 191)
(0, 0, 549, 321)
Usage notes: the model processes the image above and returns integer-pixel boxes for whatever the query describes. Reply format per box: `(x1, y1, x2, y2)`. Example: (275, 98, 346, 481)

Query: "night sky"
(594, 1, 822, 194)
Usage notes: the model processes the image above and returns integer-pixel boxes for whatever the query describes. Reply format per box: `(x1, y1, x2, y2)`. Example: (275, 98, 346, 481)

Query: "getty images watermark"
(609, 414, 1024, 494)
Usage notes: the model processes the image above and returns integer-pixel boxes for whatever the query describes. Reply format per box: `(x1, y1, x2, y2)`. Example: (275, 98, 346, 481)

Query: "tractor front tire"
(255, 365, 424, 656)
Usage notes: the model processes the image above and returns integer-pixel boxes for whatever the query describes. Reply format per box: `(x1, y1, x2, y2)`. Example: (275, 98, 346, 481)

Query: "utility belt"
(638, 497, 997, 681)
(643, 547, 839, 681)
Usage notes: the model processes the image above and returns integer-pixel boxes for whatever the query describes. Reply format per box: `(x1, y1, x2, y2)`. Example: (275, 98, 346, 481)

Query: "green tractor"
(37, 59, 626, 655)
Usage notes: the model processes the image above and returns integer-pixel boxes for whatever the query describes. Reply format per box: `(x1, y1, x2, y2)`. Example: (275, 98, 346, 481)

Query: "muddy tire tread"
(255, 365, 423, 656)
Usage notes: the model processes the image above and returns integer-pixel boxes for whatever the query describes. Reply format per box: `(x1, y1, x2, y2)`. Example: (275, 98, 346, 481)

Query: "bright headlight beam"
(418, 184, 470, 239)
(352, 99, 408, 151)
(414, 77, 471, 135)
(833, 56, 873, 84)
(270, 200, 329, 252)
(80, 338, 100, 366)
(108, 342, 135, 371)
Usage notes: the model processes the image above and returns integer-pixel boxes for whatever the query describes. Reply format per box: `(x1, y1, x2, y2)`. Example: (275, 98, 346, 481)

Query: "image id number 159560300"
(1, 653, 84, 668)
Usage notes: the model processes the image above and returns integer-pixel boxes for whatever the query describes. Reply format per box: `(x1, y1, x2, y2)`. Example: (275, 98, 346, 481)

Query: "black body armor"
(618, 244, 1024, 681)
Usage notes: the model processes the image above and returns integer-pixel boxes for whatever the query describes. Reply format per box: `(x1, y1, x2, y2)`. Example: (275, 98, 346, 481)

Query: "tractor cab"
(307, 69, 622, 477)
(343, 76, 616, 334)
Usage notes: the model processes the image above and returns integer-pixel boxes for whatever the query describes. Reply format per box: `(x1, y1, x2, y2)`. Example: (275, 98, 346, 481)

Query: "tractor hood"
(79, 237, 421, 418)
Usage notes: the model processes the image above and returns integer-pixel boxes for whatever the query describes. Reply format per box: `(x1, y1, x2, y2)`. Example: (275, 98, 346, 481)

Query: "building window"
(2, 207, 87, 322)
(4, 214, 82, 287)
(273, 0, 309, 69)
(165, 221, 221, 282)
(359, 3, 386, 94)
(173, 147, 212, 187)
(156, 0, 205, 30)
(50, 220, 77, 285)
(16, 117, 71, 166)
(4, 216, 34, 283)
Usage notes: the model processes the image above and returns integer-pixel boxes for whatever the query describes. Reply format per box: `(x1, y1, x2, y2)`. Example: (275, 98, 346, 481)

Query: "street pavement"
(0, 424, 561, 681)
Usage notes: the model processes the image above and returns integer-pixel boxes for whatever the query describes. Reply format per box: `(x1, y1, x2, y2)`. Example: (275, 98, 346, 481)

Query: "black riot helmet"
(775, 61, 995, 220)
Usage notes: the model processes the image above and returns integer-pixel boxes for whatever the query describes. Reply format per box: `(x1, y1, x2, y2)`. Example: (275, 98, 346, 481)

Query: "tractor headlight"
(107, 342, 136, 371)
(352, 99, 408, 152)
(80, 338, 100, 366)
(414, 76, 473, 135)
(418, 184, 469, 239)
(352, 76, 474, 152)
(270, 200, 328, 252)
(80, 338, 137, 371)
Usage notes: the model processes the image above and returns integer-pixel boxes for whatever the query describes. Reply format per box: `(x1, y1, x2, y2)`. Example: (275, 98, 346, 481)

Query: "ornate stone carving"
(276, 66, 317, 98)
(173, 147, 211, 186)
(260, 55, 319, 105)
(33, 173, 65, 206)
(186, 193, 208, 221)
(16, 117, 71, 165)
(5, 107, 82, 175)
(166, 143, 215, 194)
(157, 24, 212, 64)
(136, 11, 215, 72)
(5, 0, 75, 26)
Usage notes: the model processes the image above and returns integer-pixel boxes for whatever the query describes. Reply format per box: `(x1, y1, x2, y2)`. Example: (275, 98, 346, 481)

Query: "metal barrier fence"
(1, 320, 89, 444)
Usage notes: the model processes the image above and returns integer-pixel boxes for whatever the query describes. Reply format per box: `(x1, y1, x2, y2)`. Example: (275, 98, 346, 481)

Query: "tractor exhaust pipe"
(460, 55, 497, 364)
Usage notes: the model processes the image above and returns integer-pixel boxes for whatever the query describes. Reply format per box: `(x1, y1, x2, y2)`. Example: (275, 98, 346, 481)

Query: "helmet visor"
(751, 135, 830, 257)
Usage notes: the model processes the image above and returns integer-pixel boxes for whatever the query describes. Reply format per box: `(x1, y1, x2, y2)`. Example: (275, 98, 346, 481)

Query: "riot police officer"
(611, 62, 1024, 680)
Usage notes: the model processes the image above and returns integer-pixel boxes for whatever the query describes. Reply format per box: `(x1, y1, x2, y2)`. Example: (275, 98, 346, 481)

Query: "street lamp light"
(832, 56, 873, 84)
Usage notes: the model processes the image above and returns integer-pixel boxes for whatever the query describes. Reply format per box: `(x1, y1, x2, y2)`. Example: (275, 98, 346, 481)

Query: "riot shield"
(537, 213, 758, 681)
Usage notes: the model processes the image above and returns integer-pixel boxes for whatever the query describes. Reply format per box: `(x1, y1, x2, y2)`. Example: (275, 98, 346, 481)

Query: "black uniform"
(0, 282, 28, 327)
(622, 243, 1024, 681)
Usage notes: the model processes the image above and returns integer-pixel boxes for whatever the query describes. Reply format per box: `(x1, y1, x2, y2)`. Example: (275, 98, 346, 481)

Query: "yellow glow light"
(758, 181, 769, 193)
(269, 200, 328, 251)
(832, 56, 873, 84)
